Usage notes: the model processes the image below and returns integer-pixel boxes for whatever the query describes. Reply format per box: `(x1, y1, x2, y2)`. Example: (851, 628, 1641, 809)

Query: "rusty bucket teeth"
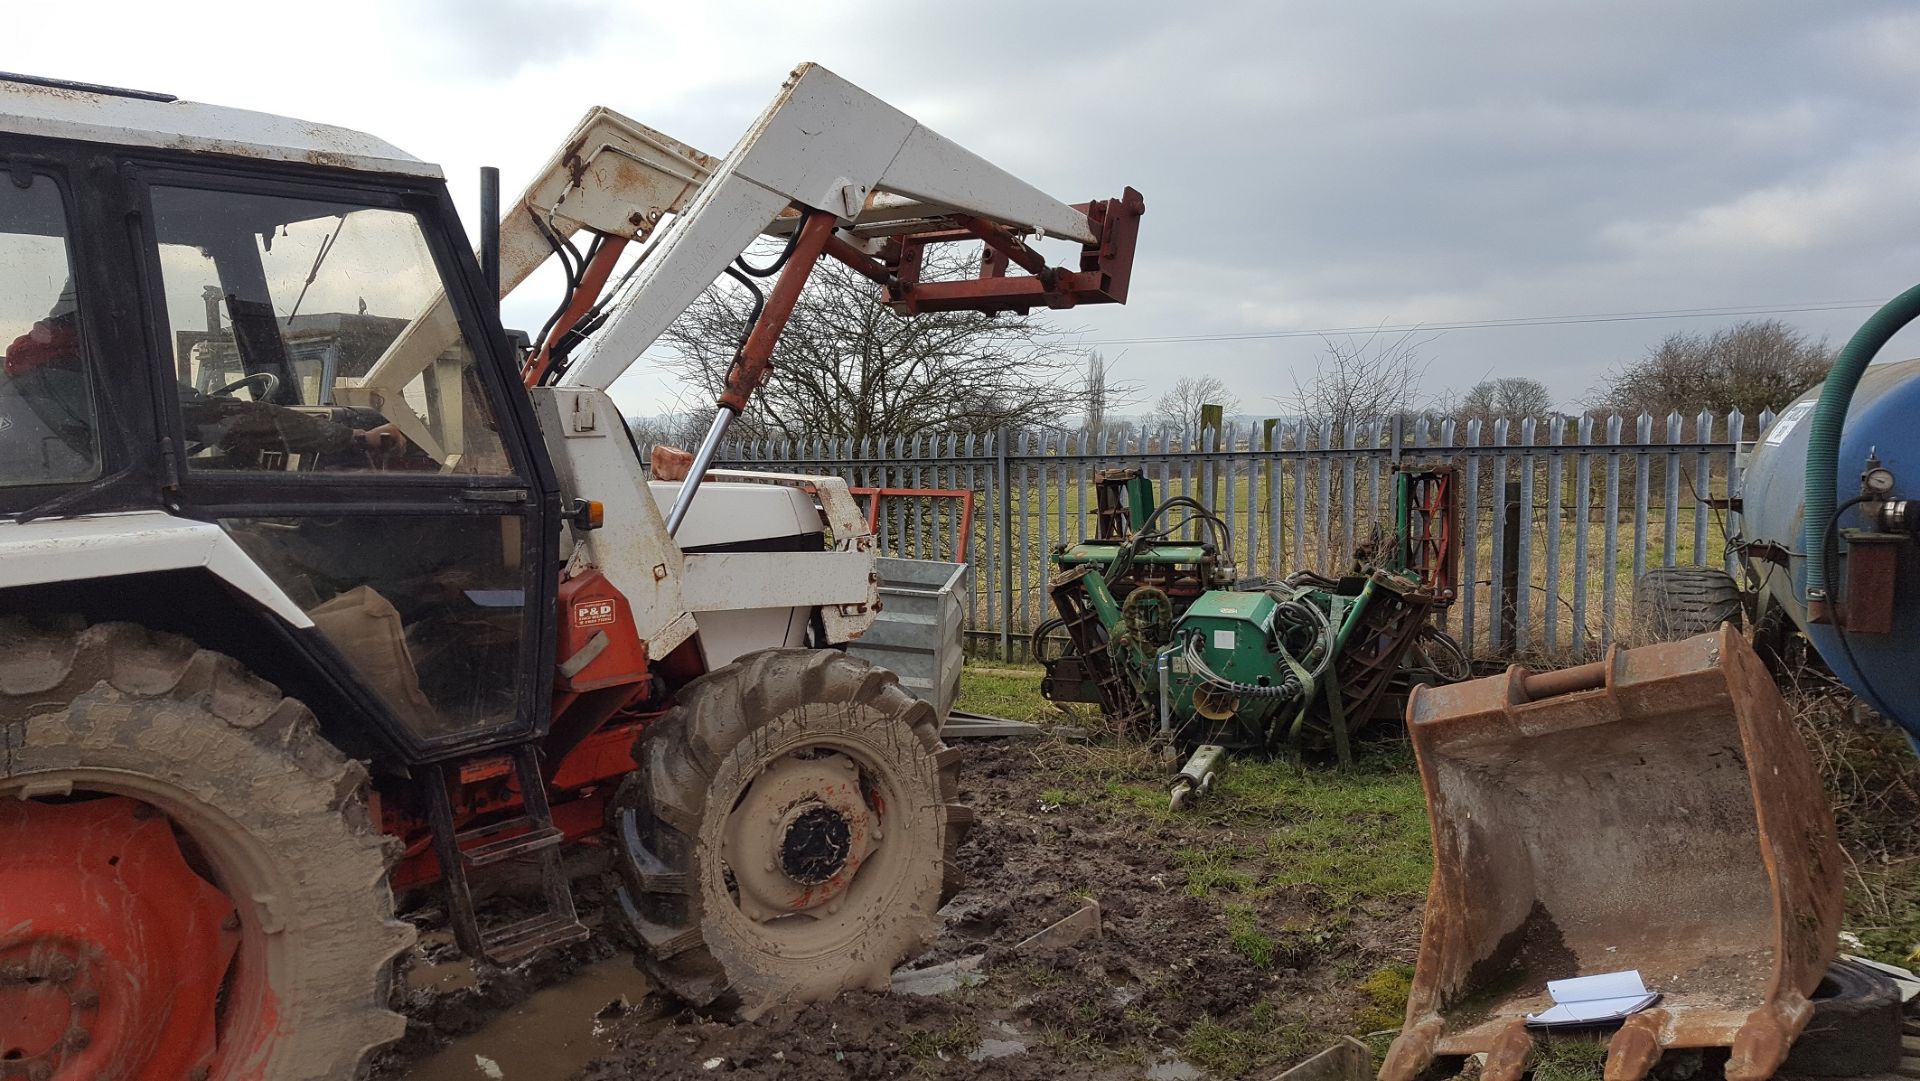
(1480, 1019, 1534, 1081)
(1377, 1018, 1443, 1081)
(1602, 1009, 1669, 1081)
(1386, 626, 1845, 1081)
(1725, 998, 1812, 1081)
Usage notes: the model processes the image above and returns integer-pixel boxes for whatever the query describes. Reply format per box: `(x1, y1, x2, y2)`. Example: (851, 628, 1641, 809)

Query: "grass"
(953, 663, 1073, 723)
(901, 1021, 980, 1060)
(1225, 904, 1279, 969)
(1793, 684, 1920, 964)
(1179, 848, 1257, 898)
(1181, 1001, 1327, 1078)
(1354, 965, 1414, 1033)
(1529, 1034, 1611, 1081)
(957, 665, 1434, 913)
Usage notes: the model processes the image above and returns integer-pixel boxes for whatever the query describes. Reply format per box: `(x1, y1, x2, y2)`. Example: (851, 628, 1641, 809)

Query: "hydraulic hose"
(1804, 282, 1920, 607)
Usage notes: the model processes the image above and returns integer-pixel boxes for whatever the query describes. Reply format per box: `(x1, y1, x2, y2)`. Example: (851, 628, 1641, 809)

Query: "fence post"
(1500, 480, 1522, 650)
(996, 427, 1012, 661)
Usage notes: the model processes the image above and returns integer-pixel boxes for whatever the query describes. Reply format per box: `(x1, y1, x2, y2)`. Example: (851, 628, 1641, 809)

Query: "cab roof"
(0, 72, 441, 179)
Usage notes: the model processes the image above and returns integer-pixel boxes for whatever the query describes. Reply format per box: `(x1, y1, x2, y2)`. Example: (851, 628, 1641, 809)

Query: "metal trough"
(1380, 625, 1844, 1081)
(848, 557, 970, 718)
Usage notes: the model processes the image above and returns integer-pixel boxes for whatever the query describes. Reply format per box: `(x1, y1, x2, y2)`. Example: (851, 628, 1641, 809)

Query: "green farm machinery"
(1037, 466, 1466, 805)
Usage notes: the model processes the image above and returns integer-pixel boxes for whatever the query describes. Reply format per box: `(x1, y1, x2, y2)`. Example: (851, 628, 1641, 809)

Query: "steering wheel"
(210, 371, 281, 401)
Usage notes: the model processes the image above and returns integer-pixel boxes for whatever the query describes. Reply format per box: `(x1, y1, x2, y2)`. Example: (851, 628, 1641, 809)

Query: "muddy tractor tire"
(612, 648, 971, 1014)
(1631, 565, 1744, 643)
(0, 618, 414, 1081)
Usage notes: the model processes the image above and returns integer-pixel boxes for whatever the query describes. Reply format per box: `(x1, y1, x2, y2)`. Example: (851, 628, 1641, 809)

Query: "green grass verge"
(954, 664, 1070, 723)
(1181, 1001, 1328, 1078)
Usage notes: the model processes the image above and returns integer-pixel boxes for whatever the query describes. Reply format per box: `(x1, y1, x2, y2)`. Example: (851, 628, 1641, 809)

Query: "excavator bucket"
(1380, 626, 1843, 1081)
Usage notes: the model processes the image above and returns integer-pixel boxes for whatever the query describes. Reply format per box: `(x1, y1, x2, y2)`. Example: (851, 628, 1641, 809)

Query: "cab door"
(132, 164, 558, 759)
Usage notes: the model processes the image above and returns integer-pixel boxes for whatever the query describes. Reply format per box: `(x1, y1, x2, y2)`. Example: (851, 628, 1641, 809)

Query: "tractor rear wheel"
(611, 649, 970, 1014)
(1631, 566, 1744, 643)
(0, 618, 413, 1081)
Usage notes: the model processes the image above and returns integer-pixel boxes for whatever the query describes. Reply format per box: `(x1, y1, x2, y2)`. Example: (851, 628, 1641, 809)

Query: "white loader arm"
(350, 61, 1139, 437)
(557, 60, 1105, 391)
(528, 62, 1140, 533)
(512, 62, 1138, 654)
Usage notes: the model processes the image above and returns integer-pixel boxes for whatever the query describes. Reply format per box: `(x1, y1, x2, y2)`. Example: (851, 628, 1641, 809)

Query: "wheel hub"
(0, 797, 239, 1081)
(779, 804, 853, 885)
(720, 753, 878, 922)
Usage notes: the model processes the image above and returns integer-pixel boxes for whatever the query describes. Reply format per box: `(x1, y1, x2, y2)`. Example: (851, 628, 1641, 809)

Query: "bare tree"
(1455, 377, 1555, 422)
(1082, 351, 1136, 435)
(1288, 329, 1433, 428)
(1592, 319, 1832, 418)
(656, 251, 1086, 442)
(1154, 375, 1240, 441)
(625, 413, 705, 449)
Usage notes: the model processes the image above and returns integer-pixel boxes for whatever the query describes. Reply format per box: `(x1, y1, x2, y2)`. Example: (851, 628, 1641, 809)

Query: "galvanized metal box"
(849, 558, 971, 717)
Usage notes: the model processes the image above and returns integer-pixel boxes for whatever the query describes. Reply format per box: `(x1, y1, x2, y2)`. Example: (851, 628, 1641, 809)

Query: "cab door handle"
(461, 488, 528, 504)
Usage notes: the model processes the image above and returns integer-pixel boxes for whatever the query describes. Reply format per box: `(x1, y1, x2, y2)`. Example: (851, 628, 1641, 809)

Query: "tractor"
(0, 66, 1142, 1079)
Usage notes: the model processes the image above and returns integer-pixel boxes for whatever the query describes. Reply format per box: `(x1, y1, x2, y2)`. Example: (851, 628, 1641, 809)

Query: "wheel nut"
(222, 913, 242, 932)
(45, 958, 75, 983)
(71, 987, 99, 1009)
(29, 1062, 54, 1081)
(63, 1027, 90, 1050)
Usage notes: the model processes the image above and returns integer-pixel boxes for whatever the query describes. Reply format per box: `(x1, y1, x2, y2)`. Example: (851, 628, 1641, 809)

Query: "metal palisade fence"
(695, 409, 1777, 662)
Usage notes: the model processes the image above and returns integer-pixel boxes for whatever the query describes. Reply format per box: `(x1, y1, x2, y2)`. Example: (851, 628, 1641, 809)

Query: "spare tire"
(1779, 957, 1905, 1077)
(1631, 566, 1744, 644)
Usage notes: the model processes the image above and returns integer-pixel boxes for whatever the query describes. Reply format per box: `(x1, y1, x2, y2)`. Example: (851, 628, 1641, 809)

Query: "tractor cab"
(0, 76, 563, 759)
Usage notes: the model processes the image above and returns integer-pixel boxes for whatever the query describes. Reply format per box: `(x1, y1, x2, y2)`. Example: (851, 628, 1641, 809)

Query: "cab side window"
(148, 185, 512, 476)
(0, 175, 98, 487)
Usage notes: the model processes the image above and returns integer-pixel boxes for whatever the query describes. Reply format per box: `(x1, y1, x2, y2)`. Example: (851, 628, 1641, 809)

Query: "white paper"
(1525, 969, 1659, 1027)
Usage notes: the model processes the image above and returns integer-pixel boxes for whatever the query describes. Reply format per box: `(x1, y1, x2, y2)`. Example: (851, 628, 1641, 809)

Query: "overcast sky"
(14, 1, 1920, 421)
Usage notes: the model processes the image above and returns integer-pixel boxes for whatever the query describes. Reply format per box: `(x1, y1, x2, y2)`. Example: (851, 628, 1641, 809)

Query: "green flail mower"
(1037, 466, 1469, 807)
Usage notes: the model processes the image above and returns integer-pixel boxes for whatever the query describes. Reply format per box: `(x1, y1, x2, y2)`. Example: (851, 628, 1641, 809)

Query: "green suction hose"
(1804, 282, 1920, 608)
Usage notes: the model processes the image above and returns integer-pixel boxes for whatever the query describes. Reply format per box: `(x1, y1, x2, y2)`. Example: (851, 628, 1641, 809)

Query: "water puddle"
(1144, 1052, 1204, 1080)
(965, 1020, 1029, 1062)
(405, 956, 656, 1081)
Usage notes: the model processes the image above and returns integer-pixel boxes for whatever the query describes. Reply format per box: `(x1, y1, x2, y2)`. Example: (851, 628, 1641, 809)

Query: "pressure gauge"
(1864, 466, 1896, 497)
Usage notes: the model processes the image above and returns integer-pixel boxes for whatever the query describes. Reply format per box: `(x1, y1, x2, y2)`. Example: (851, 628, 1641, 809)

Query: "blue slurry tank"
(1736, 356, 1920, 739)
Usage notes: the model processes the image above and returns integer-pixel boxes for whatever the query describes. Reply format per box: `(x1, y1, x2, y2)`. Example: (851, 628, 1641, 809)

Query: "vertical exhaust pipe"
(479, 166, 502, 304)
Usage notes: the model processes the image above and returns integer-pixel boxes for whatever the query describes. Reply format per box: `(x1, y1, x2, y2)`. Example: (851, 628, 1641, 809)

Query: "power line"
(1076, 298, 1887, 347)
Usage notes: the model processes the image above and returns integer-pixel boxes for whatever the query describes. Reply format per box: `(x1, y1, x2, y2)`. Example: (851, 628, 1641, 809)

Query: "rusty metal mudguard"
(1381, 626, 1843, 1081)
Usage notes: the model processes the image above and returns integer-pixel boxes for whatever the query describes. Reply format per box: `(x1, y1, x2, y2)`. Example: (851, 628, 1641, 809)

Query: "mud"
(378, 739, 1423, 1080)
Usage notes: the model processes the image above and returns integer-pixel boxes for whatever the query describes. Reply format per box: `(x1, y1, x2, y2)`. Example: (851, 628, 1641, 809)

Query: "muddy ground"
(372, 674, 1920, 1081)
(374, 731, 1429, 1081)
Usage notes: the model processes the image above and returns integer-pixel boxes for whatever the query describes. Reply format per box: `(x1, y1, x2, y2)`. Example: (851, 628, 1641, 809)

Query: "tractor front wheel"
(611, 649, 971, 1014)
(0, 619, 413, 1081)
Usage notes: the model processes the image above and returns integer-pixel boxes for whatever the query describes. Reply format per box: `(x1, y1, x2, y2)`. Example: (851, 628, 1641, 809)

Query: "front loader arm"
(352, 61, 1141, 446)
(544, 61, 1142, 530)
(498, 62, 1139, 656)
(555, 60, 1124, 391)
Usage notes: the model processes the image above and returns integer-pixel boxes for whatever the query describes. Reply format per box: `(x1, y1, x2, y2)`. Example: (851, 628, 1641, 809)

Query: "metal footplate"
(426, 746, 590, 965)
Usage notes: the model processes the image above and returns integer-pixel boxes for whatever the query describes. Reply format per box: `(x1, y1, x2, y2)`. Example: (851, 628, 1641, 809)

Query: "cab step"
(425, 745, 588, 965)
